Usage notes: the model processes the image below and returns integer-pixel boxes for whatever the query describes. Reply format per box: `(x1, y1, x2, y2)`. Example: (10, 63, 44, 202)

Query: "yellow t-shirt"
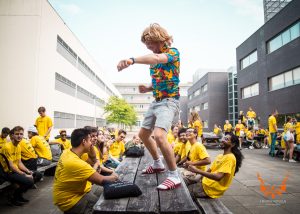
(0, 141, 21, 173)
(193, 120, 203, 137)
(202, 153, 236, 198)
(235, 124, 245, 137)
(81, 146, 101, 163)
(179, 141, 191, 160)
(213, 128, 221, 135)
(0, 137, 8, 151)
(223, 124, 232, 133)
(295, 122, 300, 144)
(268, 115, 277, 133)
(54, 138, 72, 150)
(174, 141, 183, 155)
(30, 136, 52, 160)
(109, 140, 125, 159)
(188, 142, 209, 171)
(246, 131, 254, 140)
(35, 116, 53, 140)
(53, 149, 96, 212)
(256, 129, 266, 136)
(167, 133, 176, 145)
(246, 111, 256, 119)
(19, 139, 38, 160)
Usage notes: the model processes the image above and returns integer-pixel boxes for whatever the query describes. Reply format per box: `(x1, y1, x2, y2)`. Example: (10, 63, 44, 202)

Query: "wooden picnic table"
(93, 150, 199, 214)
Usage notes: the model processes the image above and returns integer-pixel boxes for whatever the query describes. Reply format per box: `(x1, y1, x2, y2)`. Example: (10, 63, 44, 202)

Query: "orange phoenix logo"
(257, 173, 289, 199)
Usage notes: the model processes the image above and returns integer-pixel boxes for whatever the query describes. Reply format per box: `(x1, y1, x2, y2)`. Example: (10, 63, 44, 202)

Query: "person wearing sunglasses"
(187, 133, 244, 199)
(106, 130, 126, 168)
(50, 130, 71, 150)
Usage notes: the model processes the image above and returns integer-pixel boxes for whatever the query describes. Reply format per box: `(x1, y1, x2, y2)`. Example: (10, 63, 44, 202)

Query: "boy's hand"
(117, 59, 133, 71)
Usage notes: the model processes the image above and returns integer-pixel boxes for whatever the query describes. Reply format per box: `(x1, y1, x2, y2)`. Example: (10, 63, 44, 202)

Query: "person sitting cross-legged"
(182, 128, 211, 185)
(187, 133, 244, 199)
(53, 128, 118, 214)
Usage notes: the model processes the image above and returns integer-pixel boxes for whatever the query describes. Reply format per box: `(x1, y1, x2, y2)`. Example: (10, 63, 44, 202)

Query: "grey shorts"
(142, 98, 179, 132)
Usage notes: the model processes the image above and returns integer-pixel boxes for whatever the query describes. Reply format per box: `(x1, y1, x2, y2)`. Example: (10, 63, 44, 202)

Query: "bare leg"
(153, 127, 176, 171)
(138, 128, 159, 160)
(283, 141, 288, 160)
(289, 141, 294, 160)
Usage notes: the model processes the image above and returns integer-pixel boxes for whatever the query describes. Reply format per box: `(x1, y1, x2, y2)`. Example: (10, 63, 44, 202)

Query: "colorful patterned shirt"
(150, 45, 180, 99)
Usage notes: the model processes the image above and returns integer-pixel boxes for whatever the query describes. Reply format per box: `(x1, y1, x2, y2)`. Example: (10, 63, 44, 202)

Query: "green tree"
(104, 96, 137, 127)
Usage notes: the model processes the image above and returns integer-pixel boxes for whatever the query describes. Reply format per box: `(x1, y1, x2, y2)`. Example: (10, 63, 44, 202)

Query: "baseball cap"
(28, 126, 38, 133)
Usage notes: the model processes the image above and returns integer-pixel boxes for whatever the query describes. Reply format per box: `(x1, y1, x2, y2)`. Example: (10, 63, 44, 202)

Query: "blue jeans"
(270, 132, 277, 155)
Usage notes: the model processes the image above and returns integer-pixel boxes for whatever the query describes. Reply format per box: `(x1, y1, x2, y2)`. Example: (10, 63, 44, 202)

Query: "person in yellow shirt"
(189, 111, 203, 141)
(234, 120, 245, 150)
(53, 128, 118, 213)
(50, 130, 72, 150)
(238, 111, 247, 127)
(187, 133, 244, 199)
(175, 128, 191, 166)
(294, 119, 300, 147)
(28, 126, 52, 166)
(0, 126, 34, 205)
(256, 125, 268, 149)
(268, 110, 278, 157)
(167, 125, 179, 148)
(0, 127, 10, 151)
(282, 117, 296, 162)
(34, 106, 53, 141)
(107, 129, 126, 168)
(246, 107, 256, 128)
(223, 120, 232, 135)
(182, 128, 211, 185)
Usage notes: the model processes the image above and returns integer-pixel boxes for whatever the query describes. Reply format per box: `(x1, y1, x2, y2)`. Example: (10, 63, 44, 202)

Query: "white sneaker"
(249, 146, 254, 149)
(283, 158, 287, 161)
(289, 159, 297, 163)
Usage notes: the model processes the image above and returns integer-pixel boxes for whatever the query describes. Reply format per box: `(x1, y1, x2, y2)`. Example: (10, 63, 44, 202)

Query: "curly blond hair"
(141, 23, 173, 46)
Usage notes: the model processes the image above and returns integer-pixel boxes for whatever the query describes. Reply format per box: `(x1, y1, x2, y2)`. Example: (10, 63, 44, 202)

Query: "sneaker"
(283, 158, 287, 161)
(17, 196, 29, 203)
(249, 146, 254, 149)
(289, 159, 297, 163)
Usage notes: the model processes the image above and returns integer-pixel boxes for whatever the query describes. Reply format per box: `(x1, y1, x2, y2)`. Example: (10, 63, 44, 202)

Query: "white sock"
(153, 158, 164, 169)
(168, 169, 180, 179)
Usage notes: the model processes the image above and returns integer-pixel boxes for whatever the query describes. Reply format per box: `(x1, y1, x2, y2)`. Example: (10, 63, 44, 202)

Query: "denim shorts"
(141, 98, 179, 132)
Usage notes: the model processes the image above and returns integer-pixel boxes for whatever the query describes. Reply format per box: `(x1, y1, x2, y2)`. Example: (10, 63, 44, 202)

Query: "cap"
(28, 126, 38, 133)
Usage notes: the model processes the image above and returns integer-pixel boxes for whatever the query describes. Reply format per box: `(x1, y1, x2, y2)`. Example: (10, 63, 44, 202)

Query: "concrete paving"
(0, 148, 299, 214)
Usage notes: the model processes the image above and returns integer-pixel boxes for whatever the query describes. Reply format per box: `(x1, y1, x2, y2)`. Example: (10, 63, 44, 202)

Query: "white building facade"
(0, 0, 120, 138)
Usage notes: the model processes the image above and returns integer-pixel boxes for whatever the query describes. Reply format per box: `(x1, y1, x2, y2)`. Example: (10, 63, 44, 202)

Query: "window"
(76, 115, 94, 128)
(242, 83, 259, 99)
(55, 73, 76, 97)
(241, 50, 257, 70)
(201, 84, 207, 92)
(267, 21, 300, 53)
(194, 89, 200, 96)
(194, 106, 200, 112)
(77, 86, 95, 105)
(54, 111, 75, 128)
(269, 66, 300, 91)
(56, 36, 77, 66)
(201, 102, 208, 110)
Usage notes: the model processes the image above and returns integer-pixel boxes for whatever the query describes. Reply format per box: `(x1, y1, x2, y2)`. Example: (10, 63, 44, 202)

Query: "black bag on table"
(124, 146, 144, 157)
(103, 181, 142, 199)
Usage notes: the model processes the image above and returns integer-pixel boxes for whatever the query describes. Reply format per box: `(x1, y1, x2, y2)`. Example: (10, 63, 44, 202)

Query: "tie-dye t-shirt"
(150, 46, 180, 99)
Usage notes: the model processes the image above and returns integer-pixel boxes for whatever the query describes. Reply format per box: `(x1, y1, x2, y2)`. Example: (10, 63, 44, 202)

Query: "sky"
(49, 0, 264, 84)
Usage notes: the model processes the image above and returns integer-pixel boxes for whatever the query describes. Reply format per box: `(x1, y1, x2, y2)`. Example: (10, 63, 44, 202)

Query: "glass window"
(281, 30, 291, 46)
(249, 51, 257, 64)
(242, 83, 259, 99)
(241, 57, 249, 70)
(293, 67, 300, 84)
(270, 74, 284, 91)
(284, 71, 293, 87)
(269, 35, 282, 53)
(290, 23, 300, 40)
(202, 84, 208, 92)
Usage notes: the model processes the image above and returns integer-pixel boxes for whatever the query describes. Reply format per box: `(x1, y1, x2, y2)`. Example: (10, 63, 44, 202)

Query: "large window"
(55, 73, 76, 97)
(267, 21, 300, 53)
(201, 102, 208, 110)
(269, 66, 300, 91)
(201, 84, 207, 92)
(242, 83, 259, 99)
(54, 111, 75, 128)
(76, 115, 94, 128)
(194, 89, 200, 97)
(241, 50, 257, 70)
(57, 36, 77, 66)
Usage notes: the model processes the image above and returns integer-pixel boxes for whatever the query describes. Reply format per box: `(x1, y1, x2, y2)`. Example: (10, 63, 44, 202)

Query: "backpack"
(124, 146, 144, 157)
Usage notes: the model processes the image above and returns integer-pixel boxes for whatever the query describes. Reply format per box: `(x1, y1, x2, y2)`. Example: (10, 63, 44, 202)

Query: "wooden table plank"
(93, 157, 141, 214)
(127, 150, 160, 214)
(158, 157, 199, 214)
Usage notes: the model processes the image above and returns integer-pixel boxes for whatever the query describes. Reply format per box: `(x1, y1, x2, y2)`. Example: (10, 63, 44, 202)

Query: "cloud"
(60, 3, 82, 15)
(227, 0, 264, 22)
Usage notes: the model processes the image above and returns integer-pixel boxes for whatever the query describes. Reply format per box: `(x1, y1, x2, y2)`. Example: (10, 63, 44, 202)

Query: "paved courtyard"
(0, 148, 299, 214)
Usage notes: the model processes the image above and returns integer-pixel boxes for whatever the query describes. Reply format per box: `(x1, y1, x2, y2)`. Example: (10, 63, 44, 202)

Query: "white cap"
(28, 126, 38, 133)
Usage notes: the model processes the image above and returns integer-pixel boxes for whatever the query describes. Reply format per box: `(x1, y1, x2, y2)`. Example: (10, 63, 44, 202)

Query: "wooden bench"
(196, 198, 232, 214)
(93, 150, 199, 214)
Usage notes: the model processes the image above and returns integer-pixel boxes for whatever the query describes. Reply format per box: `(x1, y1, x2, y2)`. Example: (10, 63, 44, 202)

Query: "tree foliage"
(104, 96, 137, 126)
